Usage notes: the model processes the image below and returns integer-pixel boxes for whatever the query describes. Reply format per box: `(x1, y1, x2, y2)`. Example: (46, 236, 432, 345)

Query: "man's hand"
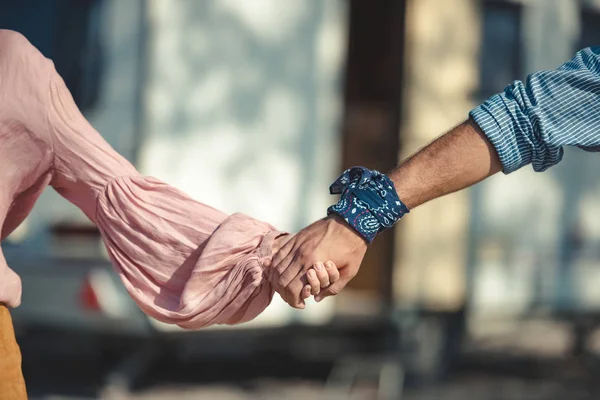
(268, 215, 368, 308)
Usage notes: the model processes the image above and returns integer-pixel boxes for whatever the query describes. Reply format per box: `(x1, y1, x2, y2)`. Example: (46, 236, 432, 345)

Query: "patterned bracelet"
(327, 166, 409, 243)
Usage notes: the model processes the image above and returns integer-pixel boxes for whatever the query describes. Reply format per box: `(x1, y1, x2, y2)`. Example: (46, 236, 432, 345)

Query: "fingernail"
(308, 269, 316, 279)
(324, 262, 332, 270)
(313, 262, 322, 271)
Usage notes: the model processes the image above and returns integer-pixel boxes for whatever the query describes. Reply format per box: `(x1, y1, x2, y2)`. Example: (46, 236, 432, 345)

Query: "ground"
(19, 319, 600, 400)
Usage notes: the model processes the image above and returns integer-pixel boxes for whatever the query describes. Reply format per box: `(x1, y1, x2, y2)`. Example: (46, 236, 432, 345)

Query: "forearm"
(389, 119, 501, 209)
(276, 120, 503, 304)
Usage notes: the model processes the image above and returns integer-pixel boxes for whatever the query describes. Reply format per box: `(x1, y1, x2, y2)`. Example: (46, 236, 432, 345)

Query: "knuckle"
(276, 263, 287, 275)
(298, 251, 312, 265)
(277, 277, 288, 288)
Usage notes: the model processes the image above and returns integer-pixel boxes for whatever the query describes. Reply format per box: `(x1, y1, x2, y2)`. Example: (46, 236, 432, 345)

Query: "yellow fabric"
(0, 305, 27, 399)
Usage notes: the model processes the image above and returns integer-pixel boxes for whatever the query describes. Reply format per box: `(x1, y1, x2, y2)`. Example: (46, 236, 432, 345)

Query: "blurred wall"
(395, 0, 600, 317)
(140, 0, 346, 234)
(394, 0, 480, 311)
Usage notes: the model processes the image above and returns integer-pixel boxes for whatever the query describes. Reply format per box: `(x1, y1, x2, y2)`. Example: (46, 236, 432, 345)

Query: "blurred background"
(3, 0, 600, 399)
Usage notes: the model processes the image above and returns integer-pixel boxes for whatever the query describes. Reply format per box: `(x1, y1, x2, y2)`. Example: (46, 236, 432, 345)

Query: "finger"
(270, 235, 295, 270)
(306, 269, 321, 296)
(271, 245, 299, 301)
(285, 278, 306, 309)
(324, 261, 340, 284)
(278, 250, 309, 290)
(313, 262, 330, 288)
(315, 275, 349, 302)
(302, 285, 312, 300)
(270, 233, 293, 260)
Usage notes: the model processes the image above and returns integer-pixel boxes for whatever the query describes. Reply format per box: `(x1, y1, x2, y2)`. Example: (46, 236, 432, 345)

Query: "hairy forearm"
(271, 120, 503, 306)
(390, 119, 502, 209)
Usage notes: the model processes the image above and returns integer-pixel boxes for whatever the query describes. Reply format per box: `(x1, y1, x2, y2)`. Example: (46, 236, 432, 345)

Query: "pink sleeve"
(47, 67, 280, 329)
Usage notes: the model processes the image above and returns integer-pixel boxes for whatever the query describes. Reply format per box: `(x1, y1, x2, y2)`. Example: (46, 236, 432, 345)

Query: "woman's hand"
(301, 261, 340, 301)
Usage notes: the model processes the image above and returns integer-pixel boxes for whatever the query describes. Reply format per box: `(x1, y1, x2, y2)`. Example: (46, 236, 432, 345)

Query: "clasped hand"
(266, 215, 368, 308)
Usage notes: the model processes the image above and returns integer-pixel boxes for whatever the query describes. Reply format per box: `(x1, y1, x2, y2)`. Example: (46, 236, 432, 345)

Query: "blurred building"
(6, 1, 600, 397)
(395, 0, 600, 322)
(4, 0, 600, 337)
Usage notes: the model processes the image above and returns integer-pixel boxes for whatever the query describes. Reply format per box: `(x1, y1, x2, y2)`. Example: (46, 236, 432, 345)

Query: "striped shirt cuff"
(469, 94, 532, 175)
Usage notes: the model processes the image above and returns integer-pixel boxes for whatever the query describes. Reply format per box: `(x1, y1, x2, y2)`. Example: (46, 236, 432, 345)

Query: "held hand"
(305, 261, 340, 297)
(267, 215, 367, 308)
(296, 260, 341, 302)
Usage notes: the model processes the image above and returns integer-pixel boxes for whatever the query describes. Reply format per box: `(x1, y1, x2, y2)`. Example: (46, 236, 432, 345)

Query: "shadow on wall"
(140, 0, 344, 232)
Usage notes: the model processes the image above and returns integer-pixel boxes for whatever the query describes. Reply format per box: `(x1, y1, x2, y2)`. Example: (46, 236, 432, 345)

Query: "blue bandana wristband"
(327, 166, 409, 243)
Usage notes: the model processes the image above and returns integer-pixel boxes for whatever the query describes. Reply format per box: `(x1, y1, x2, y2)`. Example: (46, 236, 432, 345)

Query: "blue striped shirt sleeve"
(469, 47, 600, 174)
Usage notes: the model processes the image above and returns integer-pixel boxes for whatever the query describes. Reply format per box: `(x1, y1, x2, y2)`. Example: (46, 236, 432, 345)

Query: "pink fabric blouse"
(0, 30, 283, 329)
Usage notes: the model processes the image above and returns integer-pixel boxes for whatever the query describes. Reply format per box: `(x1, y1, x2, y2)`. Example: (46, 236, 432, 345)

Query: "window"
(478, 1, 522, 100)
(0, 0, 104, 112)
(580, 7, 600, 49)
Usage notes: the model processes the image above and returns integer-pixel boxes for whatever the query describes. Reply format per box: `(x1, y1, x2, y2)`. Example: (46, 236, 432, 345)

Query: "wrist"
(327, 166, 409, 243)
(326, 214, 369, 248)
